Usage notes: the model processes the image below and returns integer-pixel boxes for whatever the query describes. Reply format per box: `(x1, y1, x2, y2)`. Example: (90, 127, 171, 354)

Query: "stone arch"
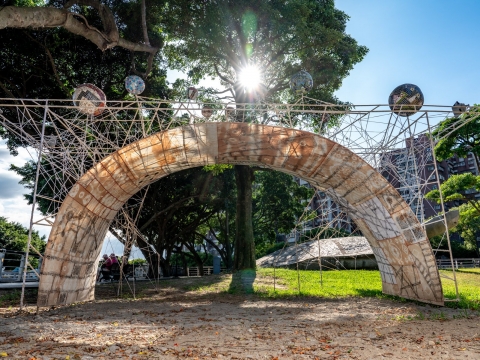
(38, 123, 443, 306)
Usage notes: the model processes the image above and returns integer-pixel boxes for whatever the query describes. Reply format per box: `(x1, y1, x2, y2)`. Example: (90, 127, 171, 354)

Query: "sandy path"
(0, 280, 479, 359)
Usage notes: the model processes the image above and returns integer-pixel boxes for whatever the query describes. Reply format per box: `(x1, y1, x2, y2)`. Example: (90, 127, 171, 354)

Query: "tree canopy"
(431, 105, 480, 168)
(2, 0, 368, 272)
(162, 0, 367, 270)
(425, 173, 480, 254)
(0, 216, 46, 252)
(0, 0, 161, 77)
(164, 0, 368, 105)
(0, 216, 46, 267)
(252, 171, 314, 247)
(427, 106, 480, 255)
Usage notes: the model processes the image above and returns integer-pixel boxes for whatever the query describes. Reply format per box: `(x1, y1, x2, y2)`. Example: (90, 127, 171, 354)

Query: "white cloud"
(0, 141, 48, 237)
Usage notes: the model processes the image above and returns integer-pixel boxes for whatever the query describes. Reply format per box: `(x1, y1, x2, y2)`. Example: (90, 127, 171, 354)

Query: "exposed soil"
(0, 274, 479, 359)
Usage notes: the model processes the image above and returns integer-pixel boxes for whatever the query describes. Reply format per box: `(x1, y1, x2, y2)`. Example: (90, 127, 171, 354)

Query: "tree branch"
(140, 0, 150, 46)
(214, 63, 234, 86)
(0, 5, 160, 75)
(0, 79, 19, 100)
(139, 195, 201, 232)
(468, 199, 480, 215)
(195, 230, 227, 264)
(109, 226, 126, 244)
(65, 0, 118, 44)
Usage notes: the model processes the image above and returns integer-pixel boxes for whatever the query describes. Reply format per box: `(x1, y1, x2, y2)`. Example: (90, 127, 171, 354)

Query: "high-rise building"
(379, 134, 450, 222)
(292, 178, 357, 239)
(380, 134, 480, 249)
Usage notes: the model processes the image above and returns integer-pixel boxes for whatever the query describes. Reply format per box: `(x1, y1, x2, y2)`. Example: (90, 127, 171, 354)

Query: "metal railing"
(436, 258, 479, 270)
(186, 266, 227, 276)
(0, 249, 42, 282)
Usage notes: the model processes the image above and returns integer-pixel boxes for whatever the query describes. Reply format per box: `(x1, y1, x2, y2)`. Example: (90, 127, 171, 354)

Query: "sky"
(335, 0, 480, 106)
(1, 0, 479, 256)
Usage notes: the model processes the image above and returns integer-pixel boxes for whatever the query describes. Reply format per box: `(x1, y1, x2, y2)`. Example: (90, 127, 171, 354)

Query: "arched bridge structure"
(38, 122, 444, 306)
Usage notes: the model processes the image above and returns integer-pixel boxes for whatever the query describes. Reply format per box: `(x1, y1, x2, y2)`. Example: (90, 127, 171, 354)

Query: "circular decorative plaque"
(289, 70, 313, 93)
(125, 75, 146, 95)
(72, 83, 106, 116)
(388, 83, 424, 116)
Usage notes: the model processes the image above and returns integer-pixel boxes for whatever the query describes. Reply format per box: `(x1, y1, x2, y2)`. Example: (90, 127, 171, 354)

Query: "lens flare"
(238, 65, 261, 91)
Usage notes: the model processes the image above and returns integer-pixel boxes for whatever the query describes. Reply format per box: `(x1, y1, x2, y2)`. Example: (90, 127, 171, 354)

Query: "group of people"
(97, 253, 119, 282)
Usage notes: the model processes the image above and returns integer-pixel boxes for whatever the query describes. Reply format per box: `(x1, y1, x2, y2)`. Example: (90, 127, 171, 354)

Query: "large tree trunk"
(233, 165, 256, 270)
(224, 234, 233, 270)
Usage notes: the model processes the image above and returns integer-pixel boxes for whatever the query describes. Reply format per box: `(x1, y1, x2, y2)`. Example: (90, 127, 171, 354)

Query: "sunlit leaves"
(432, 104, 480, 163)
(162, 0, 368, 106)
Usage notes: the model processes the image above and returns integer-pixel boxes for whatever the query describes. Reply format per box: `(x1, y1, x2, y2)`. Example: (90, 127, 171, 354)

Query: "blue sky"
(335, 0, 480, 106)
(1, 0, 480, 255)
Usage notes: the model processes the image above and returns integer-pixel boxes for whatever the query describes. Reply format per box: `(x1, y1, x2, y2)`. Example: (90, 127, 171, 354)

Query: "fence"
(436, 258, 480, 269)
(186, 266, 227, 276)
(170, 266, 226, 277)
(0, 249, 42, 282)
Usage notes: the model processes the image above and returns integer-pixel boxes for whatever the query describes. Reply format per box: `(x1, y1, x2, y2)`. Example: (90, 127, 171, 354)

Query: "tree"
(120, 167, 228, 277)
(252, 171, 314, 255)
(454, 202, 480, 255)
(431, 105, 480, 169)
(0, 216, 46, 267)
(163, 0, 368, 270)
(0, 0, 160, 76)
(0, 0, 170, 158)
(195, 167, 237, 270)
(425, 173, 480, 255)
(426, 106, 480, 255)
(2, 0, 173, 265)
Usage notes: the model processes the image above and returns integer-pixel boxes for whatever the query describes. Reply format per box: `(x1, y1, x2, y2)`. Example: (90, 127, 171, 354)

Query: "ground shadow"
(228, 269, 256, 294)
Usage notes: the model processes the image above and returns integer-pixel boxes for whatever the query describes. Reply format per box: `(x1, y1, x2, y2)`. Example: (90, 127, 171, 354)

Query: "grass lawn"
(254, 268, 480, 310)
(440, 268, 480, 309)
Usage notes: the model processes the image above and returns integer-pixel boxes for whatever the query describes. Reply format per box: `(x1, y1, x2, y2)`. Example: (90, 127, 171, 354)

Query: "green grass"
(439, 269, 480, 309)
(254, 268, 480, 310)
(257, 268, 384, 298)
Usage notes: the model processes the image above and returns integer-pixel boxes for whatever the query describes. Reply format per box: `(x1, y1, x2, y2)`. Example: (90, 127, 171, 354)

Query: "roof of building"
(256, 236, 373, 268)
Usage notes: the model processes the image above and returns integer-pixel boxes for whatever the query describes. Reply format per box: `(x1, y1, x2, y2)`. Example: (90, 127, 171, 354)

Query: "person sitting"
(99, 254, 114, 282)
(109, 254, 121, 280)
(110, 253, 119, 266)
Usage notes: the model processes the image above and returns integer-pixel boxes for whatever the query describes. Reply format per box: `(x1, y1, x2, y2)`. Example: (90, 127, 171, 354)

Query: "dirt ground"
(0, 275, 479, 359)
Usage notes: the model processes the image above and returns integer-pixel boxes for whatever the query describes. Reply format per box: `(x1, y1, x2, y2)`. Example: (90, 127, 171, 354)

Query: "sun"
(238, 65, 262, 91)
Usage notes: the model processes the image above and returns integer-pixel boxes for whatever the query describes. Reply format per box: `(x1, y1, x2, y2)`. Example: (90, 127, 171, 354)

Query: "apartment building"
(288, 135, 479, 246)
(380, 134, 479, 221)
(289, 178, 357, 242)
